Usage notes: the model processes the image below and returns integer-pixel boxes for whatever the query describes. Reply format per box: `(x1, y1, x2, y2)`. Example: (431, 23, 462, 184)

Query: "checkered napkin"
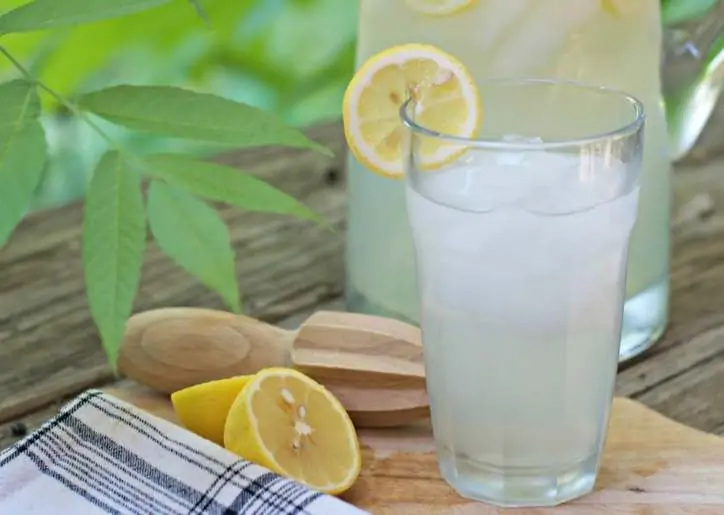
(0, 390, 369, 515)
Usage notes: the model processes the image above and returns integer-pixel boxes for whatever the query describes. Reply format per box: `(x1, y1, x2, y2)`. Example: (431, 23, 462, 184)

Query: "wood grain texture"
(3, 100, 724, 448)
(104, 384, 724, 514)
(117, 307, 425, 393)
(117, 307, 429, 428)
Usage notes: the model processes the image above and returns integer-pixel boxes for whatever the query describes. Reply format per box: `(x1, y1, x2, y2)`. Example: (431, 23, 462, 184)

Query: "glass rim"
(399, 78, 646, 151)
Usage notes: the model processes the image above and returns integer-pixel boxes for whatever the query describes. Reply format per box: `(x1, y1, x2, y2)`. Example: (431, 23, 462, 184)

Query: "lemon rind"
(405, 0, 479, 16)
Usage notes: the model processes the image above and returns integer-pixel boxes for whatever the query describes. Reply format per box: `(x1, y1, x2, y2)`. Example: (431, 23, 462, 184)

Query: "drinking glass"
(402, 79, 645, 507)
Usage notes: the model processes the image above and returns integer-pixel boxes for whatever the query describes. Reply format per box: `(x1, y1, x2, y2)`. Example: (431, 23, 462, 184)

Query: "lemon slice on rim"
(405, 0, 478, 16)
(223, 367, 361, 495)
(343, 43, 481, 179)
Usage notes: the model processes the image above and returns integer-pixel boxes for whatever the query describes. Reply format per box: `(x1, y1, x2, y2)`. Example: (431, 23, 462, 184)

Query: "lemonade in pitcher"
(345, 0, 670, 360)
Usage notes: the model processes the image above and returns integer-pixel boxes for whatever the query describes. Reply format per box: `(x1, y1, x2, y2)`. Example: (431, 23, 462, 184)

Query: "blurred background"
(0, 0, 357, 211)
(0, 0, 718, 212)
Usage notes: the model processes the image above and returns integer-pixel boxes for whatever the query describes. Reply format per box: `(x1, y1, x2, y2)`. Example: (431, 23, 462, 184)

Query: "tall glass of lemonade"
(402, 76, 644, 507)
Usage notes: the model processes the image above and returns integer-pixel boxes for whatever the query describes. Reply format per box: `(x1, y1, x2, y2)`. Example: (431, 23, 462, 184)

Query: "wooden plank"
(102, 385, 724, 514)
(0, 398, 68, 450)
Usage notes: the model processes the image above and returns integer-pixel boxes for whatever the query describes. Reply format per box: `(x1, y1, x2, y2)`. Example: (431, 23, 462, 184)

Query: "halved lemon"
(405, 0, 478, 16)
(171, 375, 251, 446)
(223, 367, 361, 495)
(343, 43, 481, 178)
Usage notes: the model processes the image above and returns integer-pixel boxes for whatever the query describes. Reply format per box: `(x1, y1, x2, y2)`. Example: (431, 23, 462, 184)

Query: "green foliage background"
(0, 0, 718, 210)
(0, 0, 357, 210)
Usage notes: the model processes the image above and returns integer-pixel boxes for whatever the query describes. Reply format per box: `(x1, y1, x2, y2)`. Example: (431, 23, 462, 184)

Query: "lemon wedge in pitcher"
(405, 0, 478, 16)
(602, 0, 640, 16)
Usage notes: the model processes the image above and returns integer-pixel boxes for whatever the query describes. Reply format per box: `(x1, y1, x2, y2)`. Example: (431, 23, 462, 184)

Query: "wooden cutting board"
(105, 383, 724, 514)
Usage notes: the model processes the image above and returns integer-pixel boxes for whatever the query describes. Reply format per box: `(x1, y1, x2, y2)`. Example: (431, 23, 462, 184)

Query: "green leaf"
(144, 154, 323, 223)
(11, 0, 256, 108)
(706, 32, 724, 68)
(0, 0, 173, 33)
(661, 0, 718, 25)
(147, 181, 240, 312)
(0, 80, 47, 246)
(83, 151, 146, 366)
(187, 0, 210, 26)
(0, 79, 41, 123)
(77, 85, 331, 155)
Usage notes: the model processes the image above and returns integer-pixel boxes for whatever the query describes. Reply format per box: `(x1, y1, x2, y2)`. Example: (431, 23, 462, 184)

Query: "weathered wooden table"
(2, 108, 724, 452)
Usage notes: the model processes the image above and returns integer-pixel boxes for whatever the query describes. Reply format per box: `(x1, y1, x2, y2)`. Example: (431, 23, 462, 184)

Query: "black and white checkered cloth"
(0, 390, 369, 514)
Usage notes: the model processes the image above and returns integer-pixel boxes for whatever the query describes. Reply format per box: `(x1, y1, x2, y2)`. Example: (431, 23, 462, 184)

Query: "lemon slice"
(405, 0, 478, 16)
(343, 43, 481, 178)
(224, 367, 361, 495)
(171, 375, 252, 445)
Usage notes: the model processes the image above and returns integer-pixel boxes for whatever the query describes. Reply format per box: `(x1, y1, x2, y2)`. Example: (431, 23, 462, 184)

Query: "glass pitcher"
(344, 0, 724, 361)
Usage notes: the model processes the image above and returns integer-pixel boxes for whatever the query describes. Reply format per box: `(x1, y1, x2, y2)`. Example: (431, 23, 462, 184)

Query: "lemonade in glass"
(403, 77, 643, 507)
